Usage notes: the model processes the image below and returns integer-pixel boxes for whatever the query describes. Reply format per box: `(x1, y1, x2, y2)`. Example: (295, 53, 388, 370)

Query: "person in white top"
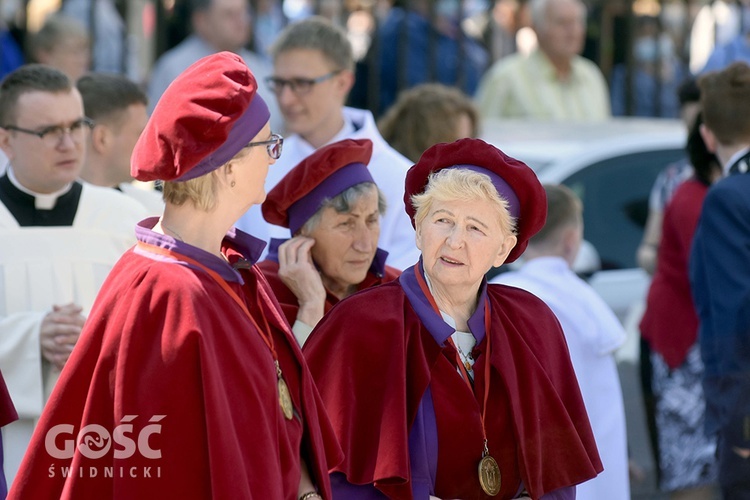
(494, 184, 630, 500)
(235, 16, 419, 270)
(77, 73, 163, 215)
(0, 65, 146, 486)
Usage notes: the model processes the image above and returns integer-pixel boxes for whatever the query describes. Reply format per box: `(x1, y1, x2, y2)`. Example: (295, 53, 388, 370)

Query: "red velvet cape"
(641, 179, 708, 369)
(257, 259, 401, 326)
(303, 281, 602, 499)
(9, 246, 342, 499)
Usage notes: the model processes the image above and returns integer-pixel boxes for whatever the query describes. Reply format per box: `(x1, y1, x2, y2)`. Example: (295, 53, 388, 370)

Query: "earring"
(231, 181, 236, 188)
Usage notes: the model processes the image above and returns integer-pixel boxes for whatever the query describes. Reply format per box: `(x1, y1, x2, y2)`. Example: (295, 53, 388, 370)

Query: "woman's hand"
(278, 236, 326, 328)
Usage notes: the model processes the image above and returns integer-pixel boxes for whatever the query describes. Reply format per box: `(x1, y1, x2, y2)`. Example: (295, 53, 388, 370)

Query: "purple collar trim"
(454, 164, 520, 219)
(399, 259, 488, 345)
(135, 217, 266, 283)
(176, 95, 271, 182)
(287, 162, 373, 234)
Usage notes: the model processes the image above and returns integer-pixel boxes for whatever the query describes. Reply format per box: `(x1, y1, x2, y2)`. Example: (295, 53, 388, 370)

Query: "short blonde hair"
(162, 146, 252, 211)
(411, 168, 517, 235)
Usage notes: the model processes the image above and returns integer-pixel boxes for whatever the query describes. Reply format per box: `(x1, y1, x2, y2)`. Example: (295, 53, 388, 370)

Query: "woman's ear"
(492, 233, 517, 268)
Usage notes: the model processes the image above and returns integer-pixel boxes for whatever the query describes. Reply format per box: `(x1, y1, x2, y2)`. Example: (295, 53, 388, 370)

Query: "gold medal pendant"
(478, 454, 501, 496)
(275, 361, 294, 420)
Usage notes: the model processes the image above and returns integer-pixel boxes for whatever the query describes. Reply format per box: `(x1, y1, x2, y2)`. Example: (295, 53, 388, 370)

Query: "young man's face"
(0, 88, 88, 193)
(271, 48, 352, 145)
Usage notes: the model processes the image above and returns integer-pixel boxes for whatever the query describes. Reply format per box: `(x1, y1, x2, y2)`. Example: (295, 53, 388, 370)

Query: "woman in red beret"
(9, 52, 341, 500)
(258, 138, 401, 346)
(303, 138, 603, 499)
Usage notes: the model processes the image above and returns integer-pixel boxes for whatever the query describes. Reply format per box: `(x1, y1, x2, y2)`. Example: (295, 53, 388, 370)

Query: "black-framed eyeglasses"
(264, 71, 342, 96)
(247, 133, 283, 160)
(2, 118, 95, 148)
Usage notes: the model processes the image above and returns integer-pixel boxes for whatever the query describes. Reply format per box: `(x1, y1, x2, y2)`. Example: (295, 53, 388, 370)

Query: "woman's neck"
(425, 274, 478, 331)
(321, 275, 357, 301)
(159, 204, 235, 259)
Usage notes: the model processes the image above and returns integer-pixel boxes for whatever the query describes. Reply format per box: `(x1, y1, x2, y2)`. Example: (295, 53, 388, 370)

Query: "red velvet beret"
(131, 52, 270, 182)
(404, 138, 546, 263)
(263, 139, 374, 234)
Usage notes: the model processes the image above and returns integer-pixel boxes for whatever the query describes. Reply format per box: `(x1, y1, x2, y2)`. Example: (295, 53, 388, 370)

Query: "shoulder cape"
(304, 280, 601, 499)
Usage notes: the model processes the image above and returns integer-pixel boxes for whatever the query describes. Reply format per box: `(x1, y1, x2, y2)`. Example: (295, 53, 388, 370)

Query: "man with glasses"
(237, 16, 420, 271)
(0, 64, 146, 487)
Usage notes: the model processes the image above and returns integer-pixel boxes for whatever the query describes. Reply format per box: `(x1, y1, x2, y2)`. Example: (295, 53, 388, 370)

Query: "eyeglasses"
(247, 133, 284, 160)
(264, 71, 342, 95)
(2, 118, 95, 148)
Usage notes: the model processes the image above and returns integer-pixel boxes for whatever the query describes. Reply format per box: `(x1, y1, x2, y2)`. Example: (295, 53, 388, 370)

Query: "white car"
(481, 118, 687, 327)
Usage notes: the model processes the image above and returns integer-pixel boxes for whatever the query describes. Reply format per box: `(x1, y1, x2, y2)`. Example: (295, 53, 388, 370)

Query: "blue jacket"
(690, 158, 750, 434)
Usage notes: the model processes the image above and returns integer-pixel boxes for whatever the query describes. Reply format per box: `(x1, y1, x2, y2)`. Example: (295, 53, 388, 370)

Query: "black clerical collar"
(0, 172, 83, 227)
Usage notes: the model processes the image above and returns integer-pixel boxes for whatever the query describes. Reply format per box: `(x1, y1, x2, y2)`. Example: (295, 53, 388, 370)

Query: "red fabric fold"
(9, 248, 342, 499)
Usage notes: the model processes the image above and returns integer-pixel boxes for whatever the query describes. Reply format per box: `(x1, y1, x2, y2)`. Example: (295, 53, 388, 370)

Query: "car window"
(562, 149, 686, 270)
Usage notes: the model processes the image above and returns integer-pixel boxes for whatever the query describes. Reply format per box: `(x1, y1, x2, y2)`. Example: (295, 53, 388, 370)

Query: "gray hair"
(299, 182, 386, 234)
(270, 16, 354, 72)
(530, 0, 586, 30)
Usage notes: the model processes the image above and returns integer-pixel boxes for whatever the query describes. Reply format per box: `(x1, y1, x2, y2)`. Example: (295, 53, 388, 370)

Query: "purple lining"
(134, 217, 266, 283)
(287, 162, 373, 234)
(454, 164, 520, 219)
(176, 95, 271, 182)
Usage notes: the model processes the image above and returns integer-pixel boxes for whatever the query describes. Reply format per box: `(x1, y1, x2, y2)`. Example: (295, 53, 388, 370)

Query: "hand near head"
(278, 236, 326, 328)
(40, 303, 85, 370)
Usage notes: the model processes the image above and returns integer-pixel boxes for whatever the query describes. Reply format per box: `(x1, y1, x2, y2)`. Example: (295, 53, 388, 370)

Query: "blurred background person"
(640, 111, 721, 500)
(637, 77, 702, 276)
(366, 0, 489, 115)
(0, 17, 24, 80)
(701, 28, 750, 74)
(304, 138, 602, 498)
(377, 82, 479, 163)
(76, 72, 163, 214)
(475, 0, 609, 121)
(59, 0, 132, 76)
(146, 0, 280, 131)
(236, 16, 419, 270)
(259, 139, 400, 345)
(689, 0, 750, 74)
(610, 15, 685, 118)
(495, 183, 630, 500)
(25, 14, 91, 83)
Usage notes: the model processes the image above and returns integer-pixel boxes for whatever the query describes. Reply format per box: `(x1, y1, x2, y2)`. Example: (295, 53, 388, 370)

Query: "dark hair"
(687, 112, 720, 186)
(0, 64, 72, 125)
(77, 73, 148, 124)
(677, 76, 700, 106)
(699, 61, 750, 144)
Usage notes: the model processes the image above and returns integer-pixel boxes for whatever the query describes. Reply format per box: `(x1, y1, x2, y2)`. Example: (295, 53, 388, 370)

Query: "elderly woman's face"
(304, 187, 381, 297)
(416, 198, 516, 292)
